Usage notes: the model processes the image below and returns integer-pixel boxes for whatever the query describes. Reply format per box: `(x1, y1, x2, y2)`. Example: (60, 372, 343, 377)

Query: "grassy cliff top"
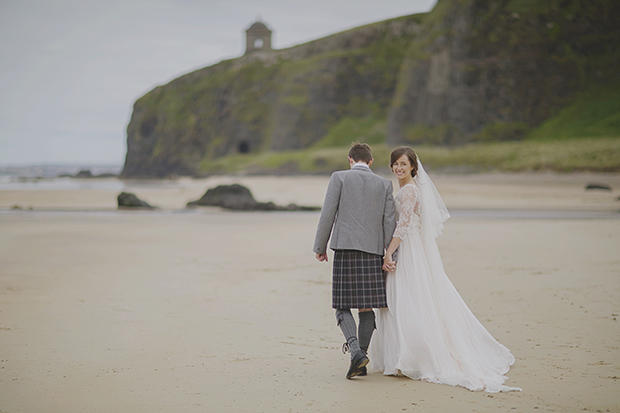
(198, 137, 620, 176)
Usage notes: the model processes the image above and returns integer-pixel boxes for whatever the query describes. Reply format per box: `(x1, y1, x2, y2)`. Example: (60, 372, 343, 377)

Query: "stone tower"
(245, 20, 272, 54)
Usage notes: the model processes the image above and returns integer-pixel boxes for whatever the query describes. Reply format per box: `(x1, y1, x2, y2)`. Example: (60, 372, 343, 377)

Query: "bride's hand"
(383, 255, 396, 272)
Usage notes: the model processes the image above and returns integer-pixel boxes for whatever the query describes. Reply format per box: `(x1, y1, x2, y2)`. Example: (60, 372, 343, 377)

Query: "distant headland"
(121, 0, 620, 178)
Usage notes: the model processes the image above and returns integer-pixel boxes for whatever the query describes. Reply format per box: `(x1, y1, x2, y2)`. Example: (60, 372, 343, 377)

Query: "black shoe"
(358, 366, 367, 376)
(346, 352, 369, 379)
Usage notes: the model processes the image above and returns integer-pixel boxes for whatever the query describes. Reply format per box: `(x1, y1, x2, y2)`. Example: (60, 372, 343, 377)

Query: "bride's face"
(392, 154, 413, 180)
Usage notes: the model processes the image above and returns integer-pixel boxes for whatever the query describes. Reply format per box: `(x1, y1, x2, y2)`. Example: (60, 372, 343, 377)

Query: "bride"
(369, 146, 521, 393)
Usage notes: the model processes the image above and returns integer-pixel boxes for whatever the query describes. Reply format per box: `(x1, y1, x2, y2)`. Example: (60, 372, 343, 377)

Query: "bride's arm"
(383, 236, 402, 271)
(383, 185, 419, 271)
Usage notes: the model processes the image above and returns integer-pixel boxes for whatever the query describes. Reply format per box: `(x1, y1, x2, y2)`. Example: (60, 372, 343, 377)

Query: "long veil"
(414, 158, 450, 246)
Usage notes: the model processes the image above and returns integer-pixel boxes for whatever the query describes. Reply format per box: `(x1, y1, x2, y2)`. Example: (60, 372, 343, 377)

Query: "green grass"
(197, 81, 620, 175)
(526, 83, 620, 140)
(415, 138, 620, 172)
(199, 148, 350, 175)
(198, 138, 620, 175)
(312, 117, 386, 148)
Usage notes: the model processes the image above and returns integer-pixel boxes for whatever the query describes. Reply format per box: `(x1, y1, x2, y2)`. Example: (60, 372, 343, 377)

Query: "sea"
(0, 164, 125, 191)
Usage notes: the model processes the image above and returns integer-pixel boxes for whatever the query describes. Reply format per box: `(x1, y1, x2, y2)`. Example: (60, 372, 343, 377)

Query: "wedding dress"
(369, 161, 521, 393)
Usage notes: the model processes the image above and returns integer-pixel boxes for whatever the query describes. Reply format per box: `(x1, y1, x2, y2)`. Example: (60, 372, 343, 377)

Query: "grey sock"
(358, 310, 376, 354)
(335, 309, 362, 357)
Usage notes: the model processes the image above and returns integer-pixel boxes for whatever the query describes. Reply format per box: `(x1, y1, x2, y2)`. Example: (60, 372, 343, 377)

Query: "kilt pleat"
(332, 249, 387, 309)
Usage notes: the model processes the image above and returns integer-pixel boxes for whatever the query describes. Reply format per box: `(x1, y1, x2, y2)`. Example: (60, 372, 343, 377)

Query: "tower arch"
(245, 21, 272, 54)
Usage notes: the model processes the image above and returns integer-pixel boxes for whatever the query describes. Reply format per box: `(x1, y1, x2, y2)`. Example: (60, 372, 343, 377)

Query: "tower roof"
(247, 21, 271, 32)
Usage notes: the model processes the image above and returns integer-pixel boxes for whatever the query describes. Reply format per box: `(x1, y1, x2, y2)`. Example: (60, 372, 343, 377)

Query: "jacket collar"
(351, 164, 373, 173)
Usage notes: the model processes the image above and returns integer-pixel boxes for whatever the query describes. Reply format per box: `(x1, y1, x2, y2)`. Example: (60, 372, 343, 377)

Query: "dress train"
(369, 183, 521, 393)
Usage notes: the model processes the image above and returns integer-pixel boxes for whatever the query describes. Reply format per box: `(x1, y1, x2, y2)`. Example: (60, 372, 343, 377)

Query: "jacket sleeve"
(313, 173, 342, 254)
(383, 180, 397, 254)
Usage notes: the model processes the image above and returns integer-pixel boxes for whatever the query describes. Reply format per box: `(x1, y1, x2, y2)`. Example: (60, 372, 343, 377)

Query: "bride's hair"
(390, 147, 418, 177)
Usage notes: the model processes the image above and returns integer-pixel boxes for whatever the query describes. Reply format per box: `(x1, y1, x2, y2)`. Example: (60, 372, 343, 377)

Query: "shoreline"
(2, 172, 619, 213)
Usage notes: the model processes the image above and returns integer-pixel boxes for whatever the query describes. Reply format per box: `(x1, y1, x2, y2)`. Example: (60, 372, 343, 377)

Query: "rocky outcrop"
(386, 0, 620, 145)
(186, 184, 320, 211)
(74, 170, 94, 178)
(117, 192, 156, 209)
(70, 170, 118, 179)
(121, 0, 619, 178)
(585, 183, 612, 191)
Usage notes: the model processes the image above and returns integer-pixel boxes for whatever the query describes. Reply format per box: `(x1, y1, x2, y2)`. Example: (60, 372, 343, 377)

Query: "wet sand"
(0, 173, 619, 412)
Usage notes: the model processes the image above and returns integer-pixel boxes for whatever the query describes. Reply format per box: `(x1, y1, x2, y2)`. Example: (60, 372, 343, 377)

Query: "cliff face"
(386, 0, 620, 145)
(122, 0, 619, 178)
(122, 16, 422, 177)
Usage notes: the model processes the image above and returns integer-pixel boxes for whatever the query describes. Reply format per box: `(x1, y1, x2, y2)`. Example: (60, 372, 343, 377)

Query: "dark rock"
(585, 183, 612, 191)
(186, 184, 320, 211)
(117, 192, 156, 209)
(74, 170, 94, 178)
(187, 184, 259, 210)
(10, 204, 33, 210)
(59, 171, 117, 178)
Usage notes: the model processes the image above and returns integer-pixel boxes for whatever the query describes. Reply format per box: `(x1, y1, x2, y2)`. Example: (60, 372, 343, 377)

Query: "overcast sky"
(0, 0, 436, 166)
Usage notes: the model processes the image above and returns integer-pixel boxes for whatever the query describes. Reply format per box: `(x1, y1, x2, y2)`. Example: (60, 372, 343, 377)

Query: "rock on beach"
(117, 192, 156, 209)
(186, 184, 319, 211)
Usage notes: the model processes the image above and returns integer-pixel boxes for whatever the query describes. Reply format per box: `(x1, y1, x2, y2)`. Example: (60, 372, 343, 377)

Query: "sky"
(0, 0, 437, 166)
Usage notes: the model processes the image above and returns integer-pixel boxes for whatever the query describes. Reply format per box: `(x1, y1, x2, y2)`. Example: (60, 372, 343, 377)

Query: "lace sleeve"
(393, 184, 421, 239)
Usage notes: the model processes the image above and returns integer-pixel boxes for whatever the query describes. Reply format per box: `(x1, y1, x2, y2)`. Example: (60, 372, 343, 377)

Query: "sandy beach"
(1, 172, 619, 412)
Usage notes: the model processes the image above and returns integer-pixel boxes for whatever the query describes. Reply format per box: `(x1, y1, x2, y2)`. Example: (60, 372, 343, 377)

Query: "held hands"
(383, 255, 397, 272)
(315, 253, 328, 262)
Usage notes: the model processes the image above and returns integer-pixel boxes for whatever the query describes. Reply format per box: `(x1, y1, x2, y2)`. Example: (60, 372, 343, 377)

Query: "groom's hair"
(348, 142, 373, 164)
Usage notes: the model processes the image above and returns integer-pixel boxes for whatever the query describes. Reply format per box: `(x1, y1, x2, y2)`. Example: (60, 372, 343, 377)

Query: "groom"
(314, 142, 396, 379)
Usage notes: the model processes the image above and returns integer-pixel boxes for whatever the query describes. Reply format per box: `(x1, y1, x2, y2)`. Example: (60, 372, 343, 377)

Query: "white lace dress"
(369, 183, 521, 393)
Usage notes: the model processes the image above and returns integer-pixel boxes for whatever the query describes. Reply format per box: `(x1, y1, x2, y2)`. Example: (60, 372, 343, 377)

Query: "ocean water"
(0, 164, 122, 179)
(0, 164, 184, 191)
(0, 176, 126, 191)
(0, 176, 191, 191)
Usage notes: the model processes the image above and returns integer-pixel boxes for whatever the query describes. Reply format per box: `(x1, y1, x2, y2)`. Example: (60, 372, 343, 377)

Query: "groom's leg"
(336, 308, 369, 379)
(335, 309, 362, 357)
(357, 309, 375, 354)
(357, 309, 375, 376)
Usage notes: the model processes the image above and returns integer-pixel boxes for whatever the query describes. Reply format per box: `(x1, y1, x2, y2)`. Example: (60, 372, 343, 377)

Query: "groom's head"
(348, 142, 373, 166)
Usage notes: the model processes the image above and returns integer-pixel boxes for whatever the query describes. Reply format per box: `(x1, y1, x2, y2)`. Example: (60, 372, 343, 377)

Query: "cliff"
(122, 0, 619, 178)
(122, 15, 422, 177)
(387, 0, 620, 145)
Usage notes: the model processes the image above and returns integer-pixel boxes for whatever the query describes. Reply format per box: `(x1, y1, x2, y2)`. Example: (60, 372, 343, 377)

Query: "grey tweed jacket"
(313, 165, 397, 256)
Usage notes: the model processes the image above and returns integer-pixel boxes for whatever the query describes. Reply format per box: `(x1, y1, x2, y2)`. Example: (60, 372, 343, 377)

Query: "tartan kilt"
(332, 249, 387, 309)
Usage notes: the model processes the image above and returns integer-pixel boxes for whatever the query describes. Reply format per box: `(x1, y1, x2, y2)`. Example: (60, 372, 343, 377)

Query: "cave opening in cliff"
(238, 141, 250, 153)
